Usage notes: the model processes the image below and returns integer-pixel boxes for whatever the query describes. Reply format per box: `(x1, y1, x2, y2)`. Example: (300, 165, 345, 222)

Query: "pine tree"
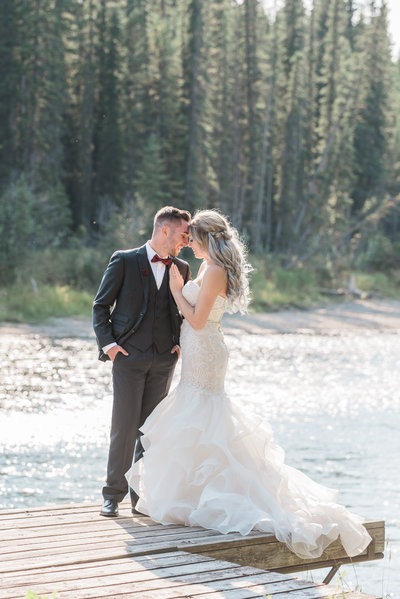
(147, 4, 186, 201)
(0, 175, 34, 283)
(207, 0, 234, 211)
(352, 1, 392, 213)
(314, 0, 356, 237)
(34, 0, 70, 189)
(93, 5, 122, 210)
(0, 0, 399, 268)
(0, 0, 72, 241)
(136, 132, 171, 216)
(122, 0, 152, 199)
(273, 0, 306, 254)
(0, 0, 19, 184)
(183, 0, 210, 210)
(244, 0, 259, 234)
(68, 0, 97, 228)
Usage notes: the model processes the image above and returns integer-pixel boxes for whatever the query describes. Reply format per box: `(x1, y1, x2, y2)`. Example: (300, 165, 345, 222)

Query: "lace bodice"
(182, 280, 226, 323)
(179, 280, 228, 393)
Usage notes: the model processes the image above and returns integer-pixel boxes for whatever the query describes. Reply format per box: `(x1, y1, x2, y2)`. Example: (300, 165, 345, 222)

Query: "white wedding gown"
(126, 280, 371, 559)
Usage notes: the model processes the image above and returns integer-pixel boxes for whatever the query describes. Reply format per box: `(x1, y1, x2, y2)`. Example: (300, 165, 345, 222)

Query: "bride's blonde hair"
(189, 209, 252, 313)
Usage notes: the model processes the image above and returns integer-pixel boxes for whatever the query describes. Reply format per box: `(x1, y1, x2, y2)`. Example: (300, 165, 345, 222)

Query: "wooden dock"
(0, 502, 384, 599)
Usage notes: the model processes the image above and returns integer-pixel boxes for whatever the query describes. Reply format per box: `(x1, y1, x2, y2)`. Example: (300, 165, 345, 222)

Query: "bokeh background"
(1, 0, 400, 322)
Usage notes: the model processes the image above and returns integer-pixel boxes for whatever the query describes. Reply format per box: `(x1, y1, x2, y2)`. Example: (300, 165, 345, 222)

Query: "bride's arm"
(170, 264, 227, 330)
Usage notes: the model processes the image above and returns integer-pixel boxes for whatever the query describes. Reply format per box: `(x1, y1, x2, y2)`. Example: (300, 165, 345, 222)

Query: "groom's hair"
(154, 206, 191, 229)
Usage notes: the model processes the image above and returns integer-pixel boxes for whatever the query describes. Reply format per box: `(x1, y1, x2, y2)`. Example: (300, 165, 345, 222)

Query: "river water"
(0, 324, 399, 597)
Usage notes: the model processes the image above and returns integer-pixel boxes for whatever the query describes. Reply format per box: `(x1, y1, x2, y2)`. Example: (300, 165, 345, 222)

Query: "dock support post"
(323, 565, 340, 584)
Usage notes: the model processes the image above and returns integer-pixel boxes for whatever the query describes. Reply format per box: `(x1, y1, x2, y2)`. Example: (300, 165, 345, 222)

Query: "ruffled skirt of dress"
(125, 380, 371, 559)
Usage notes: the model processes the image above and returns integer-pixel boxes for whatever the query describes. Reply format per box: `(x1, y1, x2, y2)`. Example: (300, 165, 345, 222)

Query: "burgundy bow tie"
(151, 254, 172, 266)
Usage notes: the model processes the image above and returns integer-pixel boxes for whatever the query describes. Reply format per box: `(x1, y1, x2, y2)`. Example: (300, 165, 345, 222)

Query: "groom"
(93, 206, 191, 517)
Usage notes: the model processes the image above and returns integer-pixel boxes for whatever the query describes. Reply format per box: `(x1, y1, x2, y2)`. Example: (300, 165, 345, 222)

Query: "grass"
(0, 284, 92, 323)
(353, 270, 400, 298)
(26, 592, 58, 599)
(1, 261, 399, 324)
(250, 264, 325, 311)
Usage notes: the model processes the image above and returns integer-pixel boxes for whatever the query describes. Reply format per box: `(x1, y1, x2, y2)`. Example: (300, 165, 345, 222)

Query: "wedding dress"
(126, 280, 371, 559)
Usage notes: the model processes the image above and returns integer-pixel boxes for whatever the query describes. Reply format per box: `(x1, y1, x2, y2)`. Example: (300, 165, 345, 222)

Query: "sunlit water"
(1, 327, 399, 598)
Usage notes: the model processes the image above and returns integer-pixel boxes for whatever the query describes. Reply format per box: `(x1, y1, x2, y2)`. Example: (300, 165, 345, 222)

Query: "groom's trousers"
(102, 341, 178, 502)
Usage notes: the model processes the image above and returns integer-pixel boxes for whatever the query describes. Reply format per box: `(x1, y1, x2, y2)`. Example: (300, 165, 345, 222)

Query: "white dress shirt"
(145, 241, 168, 290)
(102, 242, 170, 354)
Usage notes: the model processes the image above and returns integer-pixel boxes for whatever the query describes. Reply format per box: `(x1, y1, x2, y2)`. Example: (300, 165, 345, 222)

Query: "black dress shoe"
(100, 498, 119, 517)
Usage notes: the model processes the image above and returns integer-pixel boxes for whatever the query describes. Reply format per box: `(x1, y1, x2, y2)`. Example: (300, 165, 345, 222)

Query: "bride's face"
(189, 237, 207, 260)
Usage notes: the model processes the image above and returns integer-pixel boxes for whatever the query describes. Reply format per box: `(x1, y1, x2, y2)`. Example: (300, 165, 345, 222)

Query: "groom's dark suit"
(93, 244, 191, 502)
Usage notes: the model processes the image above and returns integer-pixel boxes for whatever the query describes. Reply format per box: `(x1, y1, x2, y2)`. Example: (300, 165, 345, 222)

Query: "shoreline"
(1, 298, 400, 338)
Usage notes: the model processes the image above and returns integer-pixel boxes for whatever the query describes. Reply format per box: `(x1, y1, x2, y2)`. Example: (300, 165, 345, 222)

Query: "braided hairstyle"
(189, 210, 252, 313)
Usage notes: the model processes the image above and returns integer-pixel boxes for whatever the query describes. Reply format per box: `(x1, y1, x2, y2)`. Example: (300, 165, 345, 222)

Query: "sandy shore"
(223, 298, 400, 335)
(2, 298, 400, 338)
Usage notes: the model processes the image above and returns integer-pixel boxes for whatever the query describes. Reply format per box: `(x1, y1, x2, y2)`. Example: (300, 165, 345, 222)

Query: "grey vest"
(129, 268, 173, 352)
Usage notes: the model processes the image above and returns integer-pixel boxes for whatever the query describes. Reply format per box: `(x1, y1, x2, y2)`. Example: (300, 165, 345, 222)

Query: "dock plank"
(0, 503, 381, 599)
(0, 552, 356, 599)
(0, 525, 221, 556)
(1, 505, 382, 576)
(178, 520, 384, 574)
(0, 554, 267, 590)
(2, 562, 293, 599)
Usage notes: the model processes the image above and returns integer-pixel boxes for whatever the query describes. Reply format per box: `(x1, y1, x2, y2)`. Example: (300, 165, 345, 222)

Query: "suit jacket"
(93, 244, 191, 361)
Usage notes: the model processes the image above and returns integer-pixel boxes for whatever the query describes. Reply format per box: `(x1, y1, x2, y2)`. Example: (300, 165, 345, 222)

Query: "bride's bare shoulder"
(202, 263, 227, 293)
(205, 263, 226, 276)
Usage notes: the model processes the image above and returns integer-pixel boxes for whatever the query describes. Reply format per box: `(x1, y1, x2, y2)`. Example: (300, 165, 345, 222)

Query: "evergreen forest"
(1, 0, 400, 316)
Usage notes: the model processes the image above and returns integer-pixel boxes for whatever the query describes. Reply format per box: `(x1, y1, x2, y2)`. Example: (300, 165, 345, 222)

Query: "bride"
(126, 209, 371, 559)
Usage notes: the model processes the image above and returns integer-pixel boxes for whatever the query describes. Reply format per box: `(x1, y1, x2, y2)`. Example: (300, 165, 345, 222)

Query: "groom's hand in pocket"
(171, 345, 181, 358)
(107, 345, 129, 362)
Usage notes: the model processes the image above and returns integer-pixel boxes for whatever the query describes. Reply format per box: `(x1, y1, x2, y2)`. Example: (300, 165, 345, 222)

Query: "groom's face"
(166, 219, 189, 256)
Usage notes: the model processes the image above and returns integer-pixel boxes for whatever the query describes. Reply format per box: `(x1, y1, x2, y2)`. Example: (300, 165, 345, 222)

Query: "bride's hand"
(169, 264, 184, 294)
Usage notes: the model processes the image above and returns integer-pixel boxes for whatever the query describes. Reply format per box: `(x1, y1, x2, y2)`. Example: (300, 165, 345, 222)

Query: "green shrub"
(0, 174, 72, 285)
(354, 271, 400, 297)
(0, 284, 92, 323)
(356, 232, 400, 271)
(0, 175, 35, 283)
(249, 263, 323, 310)
(18, 246, 107, 291)
(272, 267, 318, 294)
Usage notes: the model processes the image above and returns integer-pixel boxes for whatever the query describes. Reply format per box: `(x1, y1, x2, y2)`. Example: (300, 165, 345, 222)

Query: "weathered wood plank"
(0, 518, 204, 542)
(0, 503, 381, 599)
(1, 534, 261, 574)
(0, 503, 382, 572)
(0, 509, 148, 530)
(3, 574, 375, 599)
(0, 554, 239, 590)
(113, 590, 375, 599)
(0, 553, 331, 599)
(0, 522, 209, 552)
(0, 503, 119, 522)
(178, 520, 383, 553)
(0, 529, 229, 563)
(0, 501, 102, 517)
(2, 564, 294, 599)
(182, 587, 376, 599)
(180, 520, 384, 573)
(0, 510, 384, 579)
(0, 552, 214, 588)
